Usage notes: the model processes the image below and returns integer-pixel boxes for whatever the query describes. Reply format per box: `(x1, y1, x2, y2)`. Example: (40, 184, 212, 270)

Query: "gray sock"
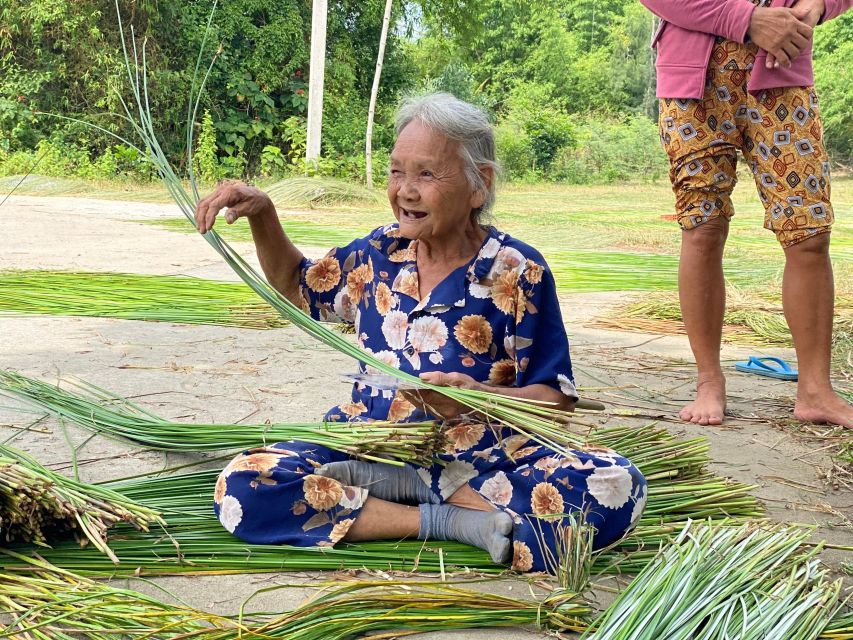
(315, 460, 439, 505)
(418, 503, 513, 564)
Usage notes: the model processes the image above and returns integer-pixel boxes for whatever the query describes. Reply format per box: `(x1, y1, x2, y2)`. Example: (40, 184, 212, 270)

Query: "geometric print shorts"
(659, 37, 834, 248)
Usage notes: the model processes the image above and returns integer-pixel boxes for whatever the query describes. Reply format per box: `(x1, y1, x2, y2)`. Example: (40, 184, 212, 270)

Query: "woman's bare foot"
(680, 374, 727, 426)
(794, 389, 853, 428)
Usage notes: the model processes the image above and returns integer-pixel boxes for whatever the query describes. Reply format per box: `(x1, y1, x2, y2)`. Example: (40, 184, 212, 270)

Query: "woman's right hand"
(194, 180, 276, 234)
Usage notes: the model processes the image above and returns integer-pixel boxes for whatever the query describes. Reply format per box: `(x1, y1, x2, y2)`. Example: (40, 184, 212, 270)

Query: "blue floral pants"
(214, 423, 647, 573)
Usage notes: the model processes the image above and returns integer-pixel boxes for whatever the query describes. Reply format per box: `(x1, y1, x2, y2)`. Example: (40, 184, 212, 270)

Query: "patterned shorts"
(659, 38, 834, 247)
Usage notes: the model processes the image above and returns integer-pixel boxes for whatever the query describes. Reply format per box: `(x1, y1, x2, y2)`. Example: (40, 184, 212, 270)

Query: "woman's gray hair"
(395, 92, 499, 218)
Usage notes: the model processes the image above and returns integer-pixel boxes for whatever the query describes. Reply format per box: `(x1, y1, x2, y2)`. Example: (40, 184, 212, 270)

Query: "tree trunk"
(366, 0, 394, 189)
(306, 0, 328, 165)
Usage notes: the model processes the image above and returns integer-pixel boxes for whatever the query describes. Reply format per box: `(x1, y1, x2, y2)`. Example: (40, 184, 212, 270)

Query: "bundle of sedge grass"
(92, 0, 597, 460)
(0, 269, 288, 329)
(265, 176, 382, 207)
(0, 444, 163, 564)
(0, 551, 592, 639)
(594, 288, 853, 364)
(0, 370, 444, 467)
(0, 426, 762, 577)
(584, 521, 846, 640)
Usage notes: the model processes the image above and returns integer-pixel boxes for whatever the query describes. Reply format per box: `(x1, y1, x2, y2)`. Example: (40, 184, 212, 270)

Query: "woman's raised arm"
(194, 181, 305, 305)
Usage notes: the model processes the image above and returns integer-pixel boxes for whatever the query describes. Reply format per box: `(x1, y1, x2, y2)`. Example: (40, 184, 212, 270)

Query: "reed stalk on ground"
(0, 270, 288, 329)
(0, 551, 592, 639)
(0, 370, 444, 466)
(0, 444, 163, 563)
(584, 521, 846, 640)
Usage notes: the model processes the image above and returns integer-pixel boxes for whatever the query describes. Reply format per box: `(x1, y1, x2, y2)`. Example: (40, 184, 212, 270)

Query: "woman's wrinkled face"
(388, 120, 484, 242)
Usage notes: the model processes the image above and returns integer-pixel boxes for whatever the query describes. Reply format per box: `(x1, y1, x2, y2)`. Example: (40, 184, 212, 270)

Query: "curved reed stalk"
(0, 551, 591, 639)
(0, 270, 288, 329)
(0, 370, 444, 466)
(584, 521, 846, 640)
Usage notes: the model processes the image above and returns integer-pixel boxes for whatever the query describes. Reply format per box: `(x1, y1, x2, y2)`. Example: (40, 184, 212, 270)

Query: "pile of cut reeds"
(0, 270, 288, 329)
(0, 444, 163, 563)
(0, 420, 762, 577)
(0, 551, 591, 639)
(585, 521, 846, 640)
(593, 288, 853, 364)
(266, 176, 382, 207)
(0, 370, 444, 466)
(145, 215, 366, 248)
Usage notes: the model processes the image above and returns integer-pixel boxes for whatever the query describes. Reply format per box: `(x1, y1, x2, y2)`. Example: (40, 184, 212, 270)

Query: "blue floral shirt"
(298, 224, 577, 422)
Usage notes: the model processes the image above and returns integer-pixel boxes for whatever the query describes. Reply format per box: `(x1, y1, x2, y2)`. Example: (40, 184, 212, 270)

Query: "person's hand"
(747, 6, 813, 69)
(403, 371, 484, 420)
(766, 0, 824, 68)
(194, 180, 276, 234)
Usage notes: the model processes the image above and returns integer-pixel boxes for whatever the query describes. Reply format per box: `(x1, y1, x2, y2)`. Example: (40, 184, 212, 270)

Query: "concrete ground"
(0, 194, 850, 637)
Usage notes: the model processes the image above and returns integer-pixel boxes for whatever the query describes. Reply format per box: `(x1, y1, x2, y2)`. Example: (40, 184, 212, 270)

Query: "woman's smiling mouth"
(400, 207, 428, 220)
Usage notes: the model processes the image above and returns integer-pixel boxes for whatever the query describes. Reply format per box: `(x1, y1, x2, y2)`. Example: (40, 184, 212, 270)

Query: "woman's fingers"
(194, 182, 249, 233)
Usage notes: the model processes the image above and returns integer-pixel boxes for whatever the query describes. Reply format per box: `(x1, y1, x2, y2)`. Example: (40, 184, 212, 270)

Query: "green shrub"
(551, 114, 667, 184)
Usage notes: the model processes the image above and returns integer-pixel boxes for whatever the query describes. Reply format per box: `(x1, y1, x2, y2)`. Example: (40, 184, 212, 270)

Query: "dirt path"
(1, 194, 850, 635)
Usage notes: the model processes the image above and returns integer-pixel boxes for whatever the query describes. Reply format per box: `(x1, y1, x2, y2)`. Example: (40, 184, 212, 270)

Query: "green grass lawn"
(5, 173, 850, 293)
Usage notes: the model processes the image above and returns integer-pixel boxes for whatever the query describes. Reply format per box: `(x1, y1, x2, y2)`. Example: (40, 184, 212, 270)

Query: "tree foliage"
(0, 0, 849, 183)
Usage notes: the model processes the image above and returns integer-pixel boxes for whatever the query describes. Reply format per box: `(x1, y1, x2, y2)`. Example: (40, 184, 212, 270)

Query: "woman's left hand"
(404, 371, 484, 420)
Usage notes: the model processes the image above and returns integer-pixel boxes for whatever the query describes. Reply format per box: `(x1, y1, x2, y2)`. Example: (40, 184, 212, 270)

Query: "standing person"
(641, 0, 853, 427)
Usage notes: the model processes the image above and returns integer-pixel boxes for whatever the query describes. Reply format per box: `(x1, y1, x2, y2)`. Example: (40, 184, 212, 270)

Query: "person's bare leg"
(782, 232, 853, 428)
(446, 483, 495, 511)
(343, 496, 419, 541)
(678, 217, 729, 425)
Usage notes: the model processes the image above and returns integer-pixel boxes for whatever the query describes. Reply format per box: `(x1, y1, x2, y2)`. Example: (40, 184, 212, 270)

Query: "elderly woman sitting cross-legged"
(196, 93, 647, 572)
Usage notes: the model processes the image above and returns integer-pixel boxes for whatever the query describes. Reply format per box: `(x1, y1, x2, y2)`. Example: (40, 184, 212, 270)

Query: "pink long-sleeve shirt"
(641, 0, 853, 98)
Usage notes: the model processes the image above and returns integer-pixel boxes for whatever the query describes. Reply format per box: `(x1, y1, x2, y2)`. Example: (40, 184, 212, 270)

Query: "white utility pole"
(365, 0, 394, 189)
(306, 0, 328, 163)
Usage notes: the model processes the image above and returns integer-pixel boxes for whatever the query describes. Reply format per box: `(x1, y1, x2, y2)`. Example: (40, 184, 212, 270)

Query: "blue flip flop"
(734, 356, 798, 381)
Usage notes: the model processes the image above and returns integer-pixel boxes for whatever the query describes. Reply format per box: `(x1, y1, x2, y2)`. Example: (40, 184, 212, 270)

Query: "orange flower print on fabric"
(214, 474, 227, 503)
(228, 453, 282, 475)
(346, 263, 373, 305)
(303, 474, 343, 511)
(328, 518, 356, 544)
(523, 260, 544, 284)
(444, 421, 486, 452)
(453, 315, 493, 354)
(387, 392, 416, 422)
(305, 256, 342, 293)
(488, 359, 516, 386)
(339, 401, 368, 419)
(396, 271, 420, 299)
(389, 246, 416, 263)
(491, 270, 519, 314)
(531, 481, 564, 516)
(375, 282, 394, 315)
(512, 540, 534, 572)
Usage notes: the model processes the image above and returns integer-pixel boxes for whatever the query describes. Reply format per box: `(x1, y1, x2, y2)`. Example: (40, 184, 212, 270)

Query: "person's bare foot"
(794, 389, 853, 428)
(680, 374, 727, 426)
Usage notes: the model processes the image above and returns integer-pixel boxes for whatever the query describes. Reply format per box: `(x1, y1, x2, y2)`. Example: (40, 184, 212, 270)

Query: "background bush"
(0, 0, 849, 185)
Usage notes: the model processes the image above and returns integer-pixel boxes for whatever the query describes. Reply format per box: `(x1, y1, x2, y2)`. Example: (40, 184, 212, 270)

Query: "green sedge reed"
(265, 176, 382, 207)
(100, 0, 603, 460)
(0, 444, 163, 564)
(2, 370, 715, 475)
(0, 270, 288, 329)
(598, 288, 853, 364)
(0, 427, 762, 578)
(0, 370, 444, 467)
(0, 551, 592, 639)
(584, 521, 845, 640)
